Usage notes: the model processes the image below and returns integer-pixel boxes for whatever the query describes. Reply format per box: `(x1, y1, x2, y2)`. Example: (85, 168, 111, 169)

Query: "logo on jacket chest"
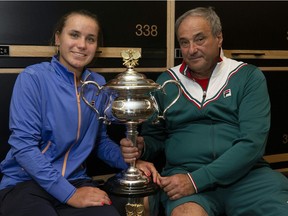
(223, 89, 232, 98)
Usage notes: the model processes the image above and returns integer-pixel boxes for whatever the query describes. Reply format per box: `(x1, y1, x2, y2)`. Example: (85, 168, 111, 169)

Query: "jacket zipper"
(61, 74, 84, 177)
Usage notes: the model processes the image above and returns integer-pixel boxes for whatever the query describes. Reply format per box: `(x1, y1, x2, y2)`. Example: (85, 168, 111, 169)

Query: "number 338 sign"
(135, 24, 158, 37)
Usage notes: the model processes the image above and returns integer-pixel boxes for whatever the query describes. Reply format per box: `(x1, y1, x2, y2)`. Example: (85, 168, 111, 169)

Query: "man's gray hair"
(175, 7, 222, 39)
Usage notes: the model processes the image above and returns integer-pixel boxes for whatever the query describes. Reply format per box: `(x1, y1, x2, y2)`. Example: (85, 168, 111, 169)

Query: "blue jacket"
(0, 56, 128, 203)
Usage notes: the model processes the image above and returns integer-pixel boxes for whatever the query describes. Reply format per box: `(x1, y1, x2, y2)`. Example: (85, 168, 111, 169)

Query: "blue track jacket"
(0, 56, 128, 203)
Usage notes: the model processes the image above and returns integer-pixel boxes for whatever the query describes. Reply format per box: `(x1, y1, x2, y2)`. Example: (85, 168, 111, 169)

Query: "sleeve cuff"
(187, 173, 198, 193)
(48, 176, 76, 203)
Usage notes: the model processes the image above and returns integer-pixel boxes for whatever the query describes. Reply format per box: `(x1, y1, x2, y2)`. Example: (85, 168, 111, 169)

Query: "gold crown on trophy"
(121, 49, 141, 68)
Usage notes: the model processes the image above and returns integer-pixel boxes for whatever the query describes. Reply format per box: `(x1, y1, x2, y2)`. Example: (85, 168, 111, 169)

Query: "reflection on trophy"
(81, 49, 181, 215)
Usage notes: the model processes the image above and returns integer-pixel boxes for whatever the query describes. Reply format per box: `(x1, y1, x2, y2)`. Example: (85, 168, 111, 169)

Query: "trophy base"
(104, 167, 159, 197)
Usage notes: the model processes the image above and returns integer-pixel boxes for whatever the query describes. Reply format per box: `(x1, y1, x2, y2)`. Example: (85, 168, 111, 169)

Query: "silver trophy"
(81, 49, 181, 215)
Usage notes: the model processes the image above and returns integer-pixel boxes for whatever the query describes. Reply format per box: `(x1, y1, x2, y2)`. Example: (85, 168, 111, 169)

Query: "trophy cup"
(81, 49, 181, 215)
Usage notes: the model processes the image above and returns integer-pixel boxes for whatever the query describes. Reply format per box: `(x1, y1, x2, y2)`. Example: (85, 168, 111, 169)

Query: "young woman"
(0, 9, 128, 216)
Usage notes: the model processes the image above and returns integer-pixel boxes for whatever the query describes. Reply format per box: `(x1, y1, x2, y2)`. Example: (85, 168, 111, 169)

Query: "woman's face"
(55, 14, 99, 75)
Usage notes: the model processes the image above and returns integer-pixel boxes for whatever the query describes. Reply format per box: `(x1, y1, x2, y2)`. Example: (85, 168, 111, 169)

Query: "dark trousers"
(0, 179, 127, 216)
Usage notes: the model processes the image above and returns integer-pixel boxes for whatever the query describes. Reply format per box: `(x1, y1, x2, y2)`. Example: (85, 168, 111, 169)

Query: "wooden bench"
(264, 153, 288, 177)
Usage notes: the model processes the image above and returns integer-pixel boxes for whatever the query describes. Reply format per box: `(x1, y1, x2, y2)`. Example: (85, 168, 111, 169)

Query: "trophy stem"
(126, 122, 138, 168)
(103, 121, 158, 198)
(117, 122, 148, 187)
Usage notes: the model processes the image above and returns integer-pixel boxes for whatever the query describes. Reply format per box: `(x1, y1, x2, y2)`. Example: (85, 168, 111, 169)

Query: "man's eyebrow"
(194, 32, 205, 37)
(178, 32, 204, 41)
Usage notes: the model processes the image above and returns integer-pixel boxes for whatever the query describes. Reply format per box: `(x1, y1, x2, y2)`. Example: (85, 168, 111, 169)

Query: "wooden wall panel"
(0, 1, 167, 70)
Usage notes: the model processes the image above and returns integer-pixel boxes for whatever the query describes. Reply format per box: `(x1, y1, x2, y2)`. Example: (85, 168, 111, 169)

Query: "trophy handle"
(102, 95, 114, 125)
(158, 80, 181, 120)
(80, 80, 104, 120)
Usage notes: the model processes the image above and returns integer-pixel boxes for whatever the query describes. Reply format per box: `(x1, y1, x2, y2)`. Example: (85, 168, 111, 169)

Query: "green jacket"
(141, 56, 270, 193)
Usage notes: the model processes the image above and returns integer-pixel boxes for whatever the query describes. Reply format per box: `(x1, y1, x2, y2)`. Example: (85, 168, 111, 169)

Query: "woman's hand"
(136, 159, 161, 185)
(67, 186, 112, 208)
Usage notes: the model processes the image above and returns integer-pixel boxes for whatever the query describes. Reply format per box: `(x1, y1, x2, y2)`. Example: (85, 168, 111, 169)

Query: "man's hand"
(120, 136, 145, 163)
(159, 174, 196, 200)
(67, 186, 112, 208)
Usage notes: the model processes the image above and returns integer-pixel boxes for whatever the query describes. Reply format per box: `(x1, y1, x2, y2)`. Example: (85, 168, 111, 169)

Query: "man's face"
(177, 16, 223, 78)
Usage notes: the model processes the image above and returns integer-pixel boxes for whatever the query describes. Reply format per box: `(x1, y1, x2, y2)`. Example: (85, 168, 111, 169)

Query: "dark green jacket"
(141, 56, 270, 193)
